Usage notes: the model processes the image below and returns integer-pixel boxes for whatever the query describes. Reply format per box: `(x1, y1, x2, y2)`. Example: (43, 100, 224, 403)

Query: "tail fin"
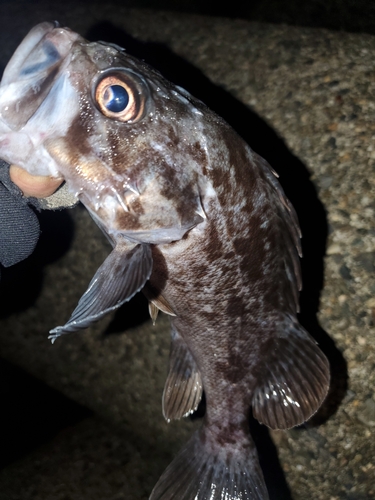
(150, 427, 269, 500)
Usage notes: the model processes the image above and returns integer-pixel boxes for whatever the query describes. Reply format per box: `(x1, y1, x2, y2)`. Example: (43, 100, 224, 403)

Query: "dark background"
(166, 0, 374, 35)
(72, 0, 375, 35)
(1, 0, 375, 35)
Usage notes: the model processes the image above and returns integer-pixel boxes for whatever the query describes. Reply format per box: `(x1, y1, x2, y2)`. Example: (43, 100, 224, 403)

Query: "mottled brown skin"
(154, 124, 300, 447)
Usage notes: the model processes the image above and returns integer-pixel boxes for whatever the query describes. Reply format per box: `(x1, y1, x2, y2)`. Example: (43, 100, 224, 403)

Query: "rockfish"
(0, 23, 330, 500)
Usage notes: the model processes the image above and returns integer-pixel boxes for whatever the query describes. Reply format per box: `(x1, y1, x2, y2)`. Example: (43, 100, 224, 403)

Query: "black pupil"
(104, 85, 129, 112)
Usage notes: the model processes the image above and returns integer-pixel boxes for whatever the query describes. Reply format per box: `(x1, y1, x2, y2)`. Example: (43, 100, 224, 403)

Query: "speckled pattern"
(0, 3, 374, 500)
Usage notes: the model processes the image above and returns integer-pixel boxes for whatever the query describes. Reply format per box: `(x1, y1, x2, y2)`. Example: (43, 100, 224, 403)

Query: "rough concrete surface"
(0, 2, 374, 499)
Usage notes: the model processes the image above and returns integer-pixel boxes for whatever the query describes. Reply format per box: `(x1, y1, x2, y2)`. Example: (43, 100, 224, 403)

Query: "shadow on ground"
(0, 358, 92, 469)
(0, 209, 75, 318)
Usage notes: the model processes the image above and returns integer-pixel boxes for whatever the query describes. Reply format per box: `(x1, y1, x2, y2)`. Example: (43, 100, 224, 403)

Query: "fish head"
(0, 22, 211, 244)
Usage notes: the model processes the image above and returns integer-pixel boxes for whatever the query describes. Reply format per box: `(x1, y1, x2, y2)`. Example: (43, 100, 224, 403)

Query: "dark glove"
(0, 160, 78, 277)
(0, 160, 41, 272)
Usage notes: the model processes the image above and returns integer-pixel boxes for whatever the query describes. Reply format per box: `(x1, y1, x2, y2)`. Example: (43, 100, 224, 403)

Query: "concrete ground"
(0, 2, 374, 499)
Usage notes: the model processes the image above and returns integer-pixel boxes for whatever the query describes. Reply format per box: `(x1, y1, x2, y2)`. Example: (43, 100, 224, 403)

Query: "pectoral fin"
(49, 242, 152, 341)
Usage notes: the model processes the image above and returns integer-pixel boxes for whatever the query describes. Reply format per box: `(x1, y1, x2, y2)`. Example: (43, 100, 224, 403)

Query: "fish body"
(0, 23, 330, 500)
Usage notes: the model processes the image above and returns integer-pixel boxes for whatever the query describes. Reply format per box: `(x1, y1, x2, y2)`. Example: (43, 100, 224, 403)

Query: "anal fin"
(162, 328, 202, 422)
(49, 242, 152, 340)
(252, 316, 330, 430)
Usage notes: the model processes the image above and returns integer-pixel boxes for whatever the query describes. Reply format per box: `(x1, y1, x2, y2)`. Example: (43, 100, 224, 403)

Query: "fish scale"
(0, 22, 330, 500)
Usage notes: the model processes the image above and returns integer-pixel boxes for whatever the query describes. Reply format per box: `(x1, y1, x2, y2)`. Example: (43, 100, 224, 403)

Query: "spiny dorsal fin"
(252, 316, 330, 430)
(255, 153, 303, 313)
(163, 328, 202, 422)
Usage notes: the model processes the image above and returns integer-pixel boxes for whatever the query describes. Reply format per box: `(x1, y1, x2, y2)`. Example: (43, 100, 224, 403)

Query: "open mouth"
(0, 22, 80, 132)
(0, 23, 82, 191)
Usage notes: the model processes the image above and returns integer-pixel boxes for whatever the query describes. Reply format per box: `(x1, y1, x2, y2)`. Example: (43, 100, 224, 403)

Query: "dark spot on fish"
(193, 263, 208, 279)
(129, 196, 145, 216)
(113, 209, 142, 231)
(226, 295, 244, 318)
(208, 126, 250, 199)
(165, 124, 180, 147)
(65, 115, 94, 158)
(209, 164, 231, 192)
(233, 236, 250, 257)
(158, 165, 178, 202)
(232, 232, 267, 285)
(189, 141, 209, 176)
(213, 420, 250, 447)
(157, 164, 202, 226)
(180, 183, 199, 222)
(204, 222, 224, 262)
(215, 359, 244, 385)
(226, 353, 243, 379)
(224, 251, 235, 260)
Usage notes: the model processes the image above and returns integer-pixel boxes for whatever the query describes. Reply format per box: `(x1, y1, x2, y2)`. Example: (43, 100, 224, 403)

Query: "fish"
(0, 22, 330, 500)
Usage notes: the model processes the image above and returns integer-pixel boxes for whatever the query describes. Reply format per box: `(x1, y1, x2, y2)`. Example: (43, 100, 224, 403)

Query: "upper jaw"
(0, 24, 84, 176)
(0, 23, 80, 131)
(1, 22, 79, 87)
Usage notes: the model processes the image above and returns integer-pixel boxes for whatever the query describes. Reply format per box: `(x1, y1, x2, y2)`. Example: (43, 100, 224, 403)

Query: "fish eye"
(94, 71, 145, 122)
(103, 85, 129, 112)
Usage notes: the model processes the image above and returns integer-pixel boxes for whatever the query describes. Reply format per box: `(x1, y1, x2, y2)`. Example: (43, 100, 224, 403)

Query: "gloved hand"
(0, 159, 41, 272)
(0, 160, 78, 276)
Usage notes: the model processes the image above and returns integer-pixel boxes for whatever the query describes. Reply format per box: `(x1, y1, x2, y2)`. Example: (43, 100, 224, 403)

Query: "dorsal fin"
(255, 153, 303, 312)
(252, 316, 330, 429)
(163, 328, 203, 422)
